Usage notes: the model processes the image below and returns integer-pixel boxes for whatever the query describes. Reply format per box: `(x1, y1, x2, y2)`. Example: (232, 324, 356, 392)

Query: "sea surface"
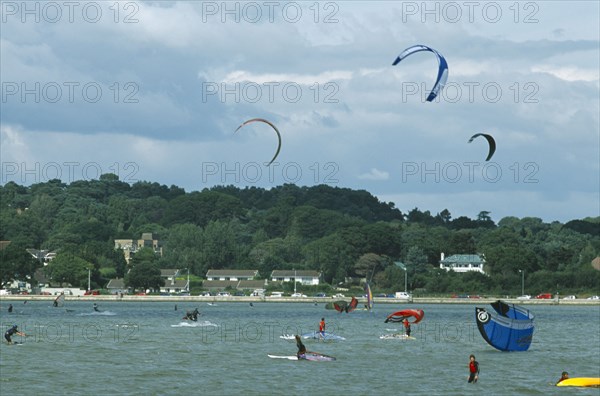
(1, 301, 599, 395)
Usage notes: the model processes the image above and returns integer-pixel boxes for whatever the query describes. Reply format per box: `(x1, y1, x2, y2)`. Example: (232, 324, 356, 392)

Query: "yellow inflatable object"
(556, 377, 600, 387)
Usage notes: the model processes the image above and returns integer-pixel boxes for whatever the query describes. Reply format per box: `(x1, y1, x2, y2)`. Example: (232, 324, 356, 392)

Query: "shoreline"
(1, 295, 599, 305)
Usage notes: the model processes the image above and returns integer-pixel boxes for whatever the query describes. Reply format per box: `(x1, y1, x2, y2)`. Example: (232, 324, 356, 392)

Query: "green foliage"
(0, 242, 41, 287)
(0, 178, 598, 295)
(44, 253, 92, 287)
(124, 247, 165, 291)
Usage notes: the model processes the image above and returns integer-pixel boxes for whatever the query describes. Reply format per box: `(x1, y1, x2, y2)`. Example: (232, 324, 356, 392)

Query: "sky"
(1, 1, 599, 223)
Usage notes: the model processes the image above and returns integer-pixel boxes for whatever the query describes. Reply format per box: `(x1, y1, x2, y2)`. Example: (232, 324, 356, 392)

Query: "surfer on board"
(295, 335, 307, 359)
(319, 318, 326, 339)
(93, 303, 100, 312)
(8, 304, 13, 313)
(4, 325, 26, 344)
(468, 354, 479, 383)
(403, 319, 411, 337)
(184, 308, 200, 321)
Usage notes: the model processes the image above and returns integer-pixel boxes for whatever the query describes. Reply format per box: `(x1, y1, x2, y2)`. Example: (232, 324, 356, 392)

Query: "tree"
(353, 253, 386, 280)
(0, 243, 40, 287)
(405, 246, 428, 282)
(124, 248, 164, 291)
(44, 253, 92, 287)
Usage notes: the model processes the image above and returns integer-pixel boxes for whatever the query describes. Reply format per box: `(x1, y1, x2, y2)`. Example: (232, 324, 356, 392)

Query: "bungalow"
(439, 253, 485, 274)
(202, 279, 267, 292)
(205, 269, 259, 281)
(160, 269, 189, 293)
(106, 278, 129, 295)
(270, 270, 320, 285)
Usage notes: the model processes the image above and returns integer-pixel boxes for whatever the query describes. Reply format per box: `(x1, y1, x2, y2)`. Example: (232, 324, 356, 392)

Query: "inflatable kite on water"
(475, 300, 535, 351)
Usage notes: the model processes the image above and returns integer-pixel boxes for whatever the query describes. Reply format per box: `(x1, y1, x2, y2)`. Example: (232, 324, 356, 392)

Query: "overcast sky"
(1, 1, 598, 223)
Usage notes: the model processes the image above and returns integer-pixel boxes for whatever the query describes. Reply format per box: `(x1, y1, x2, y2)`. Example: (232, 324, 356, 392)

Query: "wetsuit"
(296, 338, 307, 359)
(468, 360, 479, 383)
(4, 326, 18, 343)
(319, 320, 325, 337)
(403, 320, 411, 336)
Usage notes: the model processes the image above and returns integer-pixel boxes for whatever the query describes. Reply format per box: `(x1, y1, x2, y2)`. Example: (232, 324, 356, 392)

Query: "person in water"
(295, 335, 307, 359)
(8, 304, 13, 313)
(184, 308, 200, 321)
(319, 317, 326, 339)
(403, 319, 411, 337)
(556, 371, 569, 385)
(4, 324, 26, 344)
(468, 354, 479, 383)
(93, 303, 99, 312)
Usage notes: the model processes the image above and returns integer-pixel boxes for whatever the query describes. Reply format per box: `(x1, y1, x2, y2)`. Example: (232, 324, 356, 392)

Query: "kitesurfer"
(8, 304, 13, 313)
(319, 318, 326, 339)
(53, 300, 58, 307)
(403, 319, 411, 336)
(4, 324, 26, 344)
(295, 335, 307, 359)
(556, 372, 569, 385)
(468, 354, 479, 383)
(93, 303, 99, 312)
(184, 308, 199, 321)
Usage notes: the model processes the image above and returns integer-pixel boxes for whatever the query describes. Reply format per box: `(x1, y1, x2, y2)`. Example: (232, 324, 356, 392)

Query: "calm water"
(1, 301, 599, 395)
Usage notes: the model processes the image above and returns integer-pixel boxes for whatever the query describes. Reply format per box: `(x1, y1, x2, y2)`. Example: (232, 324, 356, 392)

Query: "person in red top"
(468, 354, 479, 383)
(319, 318, 326, 339)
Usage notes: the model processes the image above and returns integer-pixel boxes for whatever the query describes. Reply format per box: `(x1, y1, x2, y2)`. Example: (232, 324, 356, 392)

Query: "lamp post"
(518, 269, 524, 296)
(403, 268, 407, 293)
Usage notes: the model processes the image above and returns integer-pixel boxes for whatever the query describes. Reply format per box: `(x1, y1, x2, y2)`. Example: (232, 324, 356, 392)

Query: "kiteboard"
(280, 332, 346, 341)
(379, 333, 416, 340)
(268, 352, 336, 362)
(556, 378, 600, 387)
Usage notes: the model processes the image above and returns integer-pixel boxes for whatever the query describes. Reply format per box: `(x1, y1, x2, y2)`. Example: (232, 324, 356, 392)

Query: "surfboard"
(268, 352, 336, 361)
(379, 333, 416, 340)
(268, 354, 298, 360)
(279, 332, 346, 341)
(556, 377, 600, 387)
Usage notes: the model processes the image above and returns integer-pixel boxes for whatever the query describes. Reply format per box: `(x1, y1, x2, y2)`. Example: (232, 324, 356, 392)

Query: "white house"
(270, 270, 320, 285)
(205, 269, 259, 281)
(439, 253, 485, 274)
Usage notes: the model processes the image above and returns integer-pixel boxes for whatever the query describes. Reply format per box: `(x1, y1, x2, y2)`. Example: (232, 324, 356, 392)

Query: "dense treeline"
(1, 175, 599, 296)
